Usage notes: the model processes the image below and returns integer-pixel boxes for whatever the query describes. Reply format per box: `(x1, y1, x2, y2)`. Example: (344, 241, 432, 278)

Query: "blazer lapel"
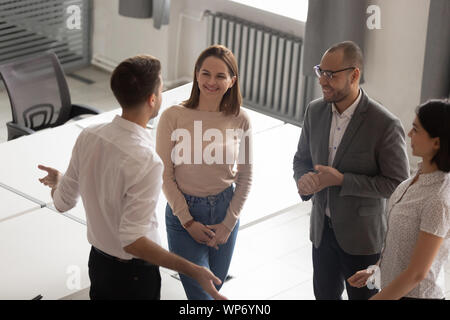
(332, 90, 369, 168)
(318, 103, 332, 166)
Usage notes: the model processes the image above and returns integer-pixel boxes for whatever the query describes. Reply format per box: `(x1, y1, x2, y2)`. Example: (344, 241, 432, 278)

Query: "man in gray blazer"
(293, 41, 409, 300)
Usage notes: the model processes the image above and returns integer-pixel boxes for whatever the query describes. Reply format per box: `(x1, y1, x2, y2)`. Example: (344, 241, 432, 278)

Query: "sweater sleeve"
(223, 115, 253, 231)
(155, 108, 193, 225)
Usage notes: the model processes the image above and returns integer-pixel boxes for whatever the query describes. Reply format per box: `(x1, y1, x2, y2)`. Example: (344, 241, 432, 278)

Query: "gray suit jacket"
(293, 89, 409, 255)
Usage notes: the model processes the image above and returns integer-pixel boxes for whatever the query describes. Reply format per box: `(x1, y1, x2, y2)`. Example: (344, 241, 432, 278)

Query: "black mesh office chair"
(0, 53, 101, 140)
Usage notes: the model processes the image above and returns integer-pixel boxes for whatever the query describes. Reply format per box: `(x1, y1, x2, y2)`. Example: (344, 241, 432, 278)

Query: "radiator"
(0, 0, 91, 72)
(206, 11, 310, 126)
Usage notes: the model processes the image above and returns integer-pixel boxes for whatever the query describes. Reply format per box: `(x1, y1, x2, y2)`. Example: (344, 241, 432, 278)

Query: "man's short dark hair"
(110, 55, 161, 109)
(415, 98, 450, 172)
(327, 41, 364, 75)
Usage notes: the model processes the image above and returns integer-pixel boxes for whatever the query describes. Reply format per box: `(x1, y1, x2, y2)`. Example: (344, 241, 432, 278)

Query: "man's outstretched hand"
(38, 164, 62, 189)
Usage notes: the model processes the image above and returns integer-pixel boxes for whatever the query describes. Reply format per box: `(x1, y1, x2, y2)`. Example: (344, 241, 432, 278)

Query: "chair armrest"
(6, 121, 35, 141)
(69, 103, 102, 119)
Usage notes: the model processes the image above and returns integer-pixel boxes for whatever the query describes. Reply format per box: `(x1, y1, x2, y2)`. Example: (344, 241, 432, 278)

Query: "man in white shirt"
(293, 41, 409, 299)
(38, 55, 225, 300)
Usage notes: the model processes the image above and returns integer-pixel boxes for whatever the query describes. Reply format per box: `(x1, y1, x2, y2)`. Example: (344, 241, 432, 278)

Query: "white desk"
(0, 123, 83, 204)
(74, 83, 193, 133)
(0, 82, 303, 227)
(0, 186, 41, 223)
(0, 83, 191, 207)
(0, 207, 91, 300)
(46, 201, 87, 226)
(0, 86, 193, 300)
(0, 83, 304, 299)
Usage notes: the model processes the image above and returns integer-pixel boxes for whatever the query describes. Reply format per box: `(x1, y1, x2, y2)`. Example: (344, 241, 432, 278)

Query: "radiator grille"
(0, 0, 91, 72)
(207, 11, 309, 126)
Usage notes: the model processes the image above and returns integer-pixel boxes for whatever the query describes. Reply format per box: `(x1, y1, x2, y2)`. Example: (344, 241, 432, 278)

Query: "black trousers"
(88, 246, 161, 300)
(312, 216, 380, 300)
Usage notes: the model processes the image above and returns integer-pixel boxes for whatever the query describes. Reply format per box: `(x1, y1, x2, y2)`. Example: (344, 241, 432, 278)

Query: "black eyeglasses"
(313, 65, 356, 80)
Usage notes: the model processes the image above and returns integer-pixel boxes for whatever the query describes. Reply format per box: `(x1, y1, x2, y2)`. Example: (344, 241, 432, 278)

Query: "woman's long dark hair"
(415, 98, 450, 172)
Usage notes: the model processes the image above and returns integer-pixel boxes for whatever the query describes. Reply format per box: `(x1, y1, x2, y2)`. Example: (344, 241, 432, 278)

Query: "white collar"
(112, 115, 152, 145)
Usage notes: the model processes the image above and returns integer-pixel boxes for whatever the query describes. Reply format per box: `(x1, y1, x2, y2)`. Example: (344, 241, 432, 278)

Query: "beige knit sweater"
(155, 105, 253, 231)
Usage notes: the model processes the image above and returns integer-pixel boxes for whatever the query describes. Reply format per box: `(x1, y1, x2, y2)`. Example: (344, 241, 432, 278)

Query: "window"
(230, 0, 308, 22)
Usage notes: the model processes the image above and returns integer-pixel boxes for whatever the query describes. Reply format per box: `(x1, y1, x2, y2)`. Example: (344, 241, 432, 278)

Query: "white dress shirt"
(326, 89, 361, 217)
(53, 115, 163, 260)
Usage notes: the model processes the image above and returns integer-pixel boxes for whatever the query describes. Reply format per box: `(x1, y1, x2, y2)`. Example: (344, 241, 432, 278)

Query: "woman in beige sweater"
(156, 45, 252, 300)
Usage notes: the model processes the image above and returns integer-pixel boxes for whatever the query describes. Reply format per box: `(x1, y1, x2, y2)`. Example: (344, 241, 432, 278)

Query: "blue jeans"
(165, 185, 239, 300)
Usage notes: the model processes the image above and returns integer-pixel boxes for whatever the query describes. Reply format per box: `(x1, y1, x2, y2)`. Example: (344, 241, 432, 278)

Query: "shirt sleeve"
(53, 132, 83, 212)
(420, 196, 450, 238)
(118, 158, 163, 248)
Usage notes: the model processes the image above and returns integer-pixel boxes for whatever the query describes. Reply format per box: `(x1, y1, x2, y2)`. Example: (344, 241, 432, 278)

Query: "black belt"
(93, 246, 153, 266)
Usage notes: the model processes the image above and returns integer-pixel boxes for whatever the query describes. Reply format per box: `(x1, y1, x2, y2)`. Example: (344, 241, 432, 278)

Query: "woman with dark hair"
(348, 99, 450, 299)
(156, 45, 252, 299)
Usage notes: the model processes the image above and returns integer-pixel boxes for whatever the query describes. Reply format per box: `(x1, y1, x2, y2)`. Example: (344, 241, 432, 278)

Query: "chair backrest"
(0, 53, 72, 130)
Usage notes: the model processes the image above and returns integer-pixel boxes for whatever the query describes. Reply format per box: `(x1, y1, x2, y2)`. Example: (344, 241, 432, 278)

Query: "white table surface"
(0, 84, 193, 203)
(0, 207, 91, 300)
(0, 80, 302, 243)
(0, 123, 83, 204)
(0, 186, 41, 223)
(0, 82, 306, 300)
(45, 201, 87, 226)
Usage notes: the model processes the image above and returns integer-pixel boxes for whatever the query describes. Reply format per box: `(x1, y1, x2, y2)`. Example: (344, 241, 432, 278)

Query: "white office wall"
(91, 0, 170, 72)
(91, 0, 306, 85)
(363, 0, 430, 169)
